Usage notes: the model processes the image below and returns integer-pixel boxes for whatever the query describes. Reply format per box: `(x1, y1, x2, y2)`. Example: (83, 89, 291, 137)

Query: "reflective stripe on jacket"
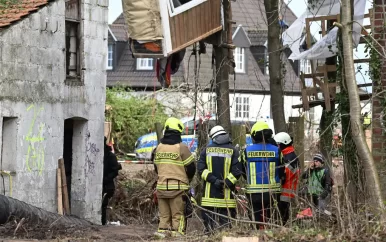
(243, 143, 282, 194)
(197, 144, 242, 208)
(280, 148, 300, 202)
(155, 143, 194, 191)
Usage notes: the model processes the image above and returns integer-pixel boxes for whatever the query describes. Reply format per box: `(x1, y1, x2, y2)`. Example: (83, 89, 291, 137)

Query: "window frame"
(234, 47, 245, 73)
(265, 51, 269, 75)
(107, 44, 113, 70)
(207, 94, 216, 114)
(235, 96, 250, 119)
(136, 58, 154, 71)
(167, 0, 207, 17)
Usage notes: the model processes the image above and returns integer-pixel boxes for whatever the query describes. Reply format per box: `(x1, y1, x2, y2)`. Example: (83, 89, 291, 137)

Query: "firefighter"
(153, 117, 196, 238)
(240, 121, 284, 226)
(273, 132, 299, 225)
(197, 125, 242, 233)
(302, 153, 332, 211)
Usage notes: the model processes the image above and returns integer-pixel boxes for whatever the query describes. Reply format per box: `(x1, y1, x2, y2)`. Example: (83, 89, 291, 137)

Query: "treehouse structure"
(286, 7, 372, 112)
(122, 0, 223, 58)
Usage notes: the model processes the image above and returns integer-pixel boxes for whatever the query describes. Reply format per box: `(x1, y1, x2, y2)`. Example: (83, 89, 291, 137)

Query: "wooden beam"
(57, 168, 63, 215)
(316, 65, 336, 73)
(357, 83, 372, 87)
(306, 15, 340, 22)
(58, 159, 70, 215)
(354, 58, 370, 63)
(292, 93, 372, 109)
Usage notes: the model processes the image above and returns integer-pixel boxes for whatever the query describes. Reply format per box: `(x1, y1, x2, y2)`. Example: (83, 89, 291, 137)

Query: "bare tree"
(336, 0, 384, 210)
(264, 0, 287, 132)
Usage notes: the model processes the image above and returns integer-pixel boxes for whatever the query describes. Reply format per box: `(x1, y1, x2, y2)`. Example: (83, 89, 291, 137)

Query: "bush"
(106, 87, 168, 154)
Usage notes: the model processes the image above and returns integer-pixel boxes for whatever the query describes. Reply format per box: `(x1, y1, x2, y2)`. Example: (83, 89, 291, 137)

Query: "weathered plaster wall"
(0, 0, 108, 223)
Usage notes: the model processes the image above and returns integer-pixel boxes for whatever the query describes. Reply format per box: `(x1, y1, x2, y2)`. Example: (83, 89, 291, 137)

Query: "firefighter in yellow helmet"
(240, 121, 285, 228)
(152, 117, 196, 238)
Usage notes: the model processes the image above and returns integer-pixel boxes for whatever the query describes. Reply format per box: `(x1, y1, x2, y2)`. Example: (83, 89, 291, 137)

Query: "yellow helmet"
(164, 117, 184, 133)
(251, 121, 270, 136)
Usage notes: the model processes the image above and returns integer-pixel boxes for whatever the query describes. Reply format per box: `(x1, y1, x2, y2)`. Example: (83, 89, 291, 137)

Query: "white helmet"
(209, 125, 226, 139)
(274, 132, 292, 145)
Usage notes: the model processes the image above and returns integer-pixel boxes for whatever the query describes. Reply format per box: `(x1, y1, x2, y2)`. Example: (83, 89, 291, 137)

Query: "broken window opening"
(65, 21, 80, 78)
(168, 0, 207, 17)
(65, 0, 82, 81)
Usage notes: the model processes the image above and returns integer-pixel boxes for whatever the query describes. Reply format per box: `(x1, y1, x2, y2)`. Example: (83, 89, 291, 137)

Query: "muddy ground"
(0, 164, 205, 241)
(0, 162, 346, 241)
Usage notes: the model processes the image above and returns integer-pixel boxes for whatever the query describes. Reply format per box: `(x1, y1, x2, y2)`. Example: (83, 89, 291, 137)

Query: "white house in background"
(107, 0, 304, 124)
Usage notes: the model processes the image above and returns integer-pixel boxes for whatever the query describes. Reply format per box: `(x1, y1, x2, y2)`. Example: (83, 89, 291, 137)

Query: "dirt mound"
(109, 169, 158, 225)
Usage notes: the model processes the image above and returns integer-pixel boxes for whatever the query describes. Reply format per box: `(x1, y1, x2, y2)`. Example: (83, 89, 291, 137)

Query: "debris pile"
(109, 170, 158, 224)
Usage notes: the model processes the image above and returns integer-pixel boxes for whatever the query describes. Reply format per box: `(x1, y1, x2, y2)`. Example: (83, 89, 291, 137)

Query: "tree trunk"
(340, 0, 384, 210)
(214, 0, 232, 133)
(264, 0, 286, 133)
(0, 195, 92, 227)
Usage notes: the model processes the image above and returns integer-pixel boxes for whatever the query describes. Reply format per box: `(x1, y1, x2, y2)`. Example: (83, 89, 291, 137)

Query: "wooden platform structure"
(296, 11, 372, 111)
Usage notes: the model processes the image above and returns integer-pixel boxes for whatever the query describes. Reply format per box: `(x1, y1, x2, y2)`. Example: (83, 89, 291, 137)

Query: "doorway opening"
(63, 119, 74, 206)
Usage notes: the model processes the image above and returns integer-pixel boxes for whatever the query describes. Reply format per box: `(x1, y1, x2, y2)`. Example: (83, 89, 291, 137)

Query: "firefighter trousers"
(278, 200, 290, 225)
(248, 193, 279, 227)
(201, 207, 236, 232)
(158, 193, 186, 234)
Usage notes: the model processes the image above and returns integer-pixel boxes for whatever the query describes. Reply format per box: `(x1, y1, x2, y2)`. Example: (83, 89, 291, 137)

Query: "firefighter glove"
(214, 179, 224, 189)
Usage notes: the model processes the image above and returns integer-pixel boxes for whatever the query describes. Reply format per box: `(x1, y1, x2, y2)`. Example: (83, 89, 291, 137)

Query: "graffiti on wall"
(85, 130, 99, 176)
(25, 105, 45, 174)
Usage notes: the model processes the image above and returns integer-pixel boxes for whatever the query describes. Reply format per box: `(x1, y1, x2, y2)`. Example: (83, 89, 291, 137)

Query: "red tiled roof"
(0, 0, 53, 29)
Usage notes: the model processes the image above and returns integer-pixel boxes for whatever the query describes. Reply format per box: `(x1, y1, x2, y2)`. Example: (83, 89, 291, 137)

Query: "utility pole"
(213, 0, 234, 134)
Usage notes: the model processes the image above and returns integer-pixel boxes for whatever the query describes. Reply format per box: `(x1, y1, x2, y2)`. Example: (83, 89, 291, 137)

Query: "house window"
(136, 58, 154, 70)
(300, 59, 311, 74)
(65, 21, 80, 77)
(234, 47, 245, 73)
(207, 94, 216, 114)
(235, 96, 250, 118)
(265, 52, 269, 75)
(107, 44, 113, 70)
(168, 0, 207, 17)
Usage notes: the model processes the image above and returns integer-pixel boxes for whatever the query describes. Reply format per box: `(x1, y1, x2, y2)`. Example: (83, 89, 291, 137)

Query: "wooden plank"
(169, 26, 223, 54)
(316, 65, 336, 73)
(357, 83, 372, 87)
(133, 53, 165, 58)
(57, 168, 63, 215)
(197, 3, 205, 37)
(302, 72, 324, 78)
(187, 9, 196, 44)
(321, 19, 326, 36)
(306, 15, 339, 22)
(292, 93, 372, 109)
(58, 158, 70, 215)
(169, 13, 176, 49)
(354, 58, 370, 63)
(306, 19, 311, 49)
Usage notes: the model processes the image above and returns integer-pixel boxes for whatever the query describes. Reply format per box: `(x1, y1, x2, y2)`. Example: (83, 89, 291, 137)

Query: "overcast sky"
(108, 0, 307, 24)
